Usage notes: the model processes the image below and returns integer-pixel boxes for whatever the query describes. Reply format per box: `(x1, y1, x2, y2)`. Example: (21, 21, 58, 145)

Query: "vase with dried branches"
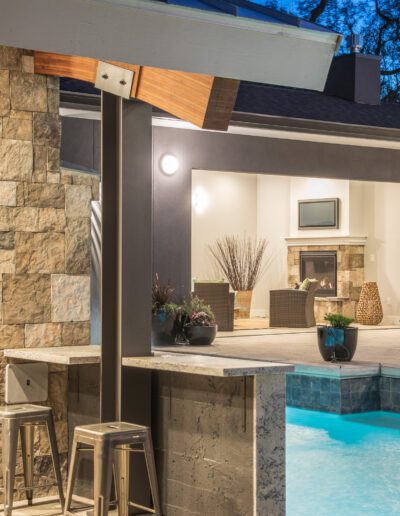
(208, 235, 268, 318)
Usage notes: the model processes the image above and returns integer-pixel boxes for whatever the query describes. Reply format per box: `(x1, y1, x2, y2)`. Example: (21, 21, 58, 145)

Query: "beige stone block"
(65, 218, 90, 274)
(47, 88, 59, 114)
(48, 370, 68, 420)
(15, 182, 24, 206)
(51, 274, 90, 322)
(15, 232, 65, 273)
(0, 139, 33, 181)
(2, 117, 32, 140)
(0, 207, 12, 231)
(65, 185, 92, 218)
(0, 69, 10, 116)
(0, 324, 24, 349)
(46, 172, 60, 184)
(21, 55, 34, 73)
(0, 46, 21, 70)
(61, 321, 90, 346)
(10, 71, 48, 112)
(0, 181, 17, 206)
(37, 420, 68, 455)
(25, 323, 62, 348)
(13, 207, 39, 231)
(34, 144, 46, 171)
(33, 113, 61, 147)
(9, 109, 32, 120)
(47, 76, 59, 90)
(31, 170, 47, 183)
(0, 69, 9, 93)
(47, 147, 60, 172)
(38, 208, 66, 231)
(2, 273, 51, 323)
(60, 170, 73, 185)
(0, 249, 15, 273)
(23, 183, 64, 208)
(0, 231, 15, 249)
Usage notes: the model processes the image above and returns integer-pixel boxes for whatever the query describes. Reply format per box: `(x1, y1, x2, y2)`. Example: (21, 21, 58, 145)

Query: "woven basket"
(235, 290, 252, 319)
(356, 281, 383, 325)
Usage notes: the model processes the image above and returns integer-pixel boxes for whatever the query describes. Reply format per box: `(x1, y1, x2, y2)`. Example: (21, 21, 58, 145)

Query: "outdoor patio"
(159, 325, 400, 366)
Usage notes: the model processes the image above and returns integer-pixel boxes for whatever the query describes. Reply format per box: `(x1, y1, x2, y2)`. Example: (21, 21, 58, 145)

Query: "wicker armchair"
(269, 281, 319, 328)
(193, 282, 235, 331)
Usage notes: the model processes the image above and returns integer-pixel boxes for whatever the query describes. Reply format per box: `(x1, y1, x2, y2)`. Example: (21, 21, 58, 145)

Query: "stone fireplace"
(286, 237, 366, 322)
(300, 250, 337, 297)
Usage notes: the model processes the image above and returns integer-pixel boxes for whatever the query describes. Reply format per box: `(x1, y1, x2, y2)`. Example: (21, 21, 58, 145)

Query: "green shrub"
(324, 313, 354, 328)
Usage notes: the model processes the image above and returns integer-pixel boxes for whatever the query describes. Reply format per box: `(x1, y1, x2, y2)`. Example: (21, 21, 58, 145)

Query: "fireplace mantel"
(284, 236, 368, 247)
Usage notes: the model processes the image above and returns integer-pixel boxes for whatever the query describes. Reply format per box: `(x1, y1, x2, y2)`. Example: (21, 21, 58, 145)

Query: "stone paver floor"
(158, 324, 400, 366)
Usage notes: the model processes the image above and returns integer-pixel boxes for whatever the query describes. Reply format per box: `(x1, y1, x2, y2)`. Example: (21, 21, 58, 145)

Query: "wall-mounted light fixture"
(193, 186, 210, 214)
(160, 154, 179, 176)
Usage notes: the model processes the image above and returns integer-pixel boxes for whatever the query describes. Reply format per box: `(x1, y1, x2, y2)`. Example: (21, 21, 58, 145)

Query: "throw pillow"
(299, 278, 312, 291)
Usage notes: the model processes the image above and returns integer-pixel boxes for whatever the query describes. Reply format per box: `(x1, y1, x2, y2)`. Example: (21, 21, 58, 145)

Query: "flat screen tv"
(298, 198, 339, 229)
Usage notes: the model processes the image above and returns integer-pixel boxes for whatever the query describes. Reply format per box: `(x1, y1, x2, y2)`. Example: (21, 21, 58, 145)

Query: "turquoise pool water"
(287, 408, 400, 516)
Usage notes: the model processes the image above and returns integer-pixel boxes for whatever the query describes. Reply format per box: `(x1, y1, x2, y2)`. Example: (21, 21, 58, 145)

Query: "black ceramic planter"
(152, 310, 176, 346)
(185, 325, 217, 346)
(317, 325, 358, 362)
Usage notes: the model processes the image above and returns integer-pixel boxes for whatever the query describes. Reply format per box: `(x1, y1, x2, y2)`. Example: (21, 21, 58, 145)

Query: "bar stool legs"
(0, 405, 65, 516)
(93, 441, 114, 516)
(46, 412, 66, 512)
(113, 447, 130, 516)
(64, 439, 80, 513)
(20, 424, 34, 506)
(2, 418, 19, 516)
(143, 429, 161, 516)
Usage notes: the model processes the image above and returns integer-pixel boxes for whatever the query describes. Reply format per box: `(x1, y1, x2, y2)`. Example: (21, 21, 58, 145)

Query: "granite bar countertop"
(4, 346, 100, 365)
(122, 352, 293, 377)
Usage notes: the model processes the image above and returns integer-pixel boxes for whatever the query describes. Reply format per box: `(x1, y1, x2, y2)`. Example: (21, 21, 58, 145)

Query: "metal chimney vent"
(346, 34, 363, 53)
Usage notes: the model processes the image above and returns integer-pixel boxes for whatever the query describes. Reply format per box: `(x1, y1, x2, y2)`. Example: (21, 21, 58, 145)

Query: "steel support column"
(100, 92, 152, 422)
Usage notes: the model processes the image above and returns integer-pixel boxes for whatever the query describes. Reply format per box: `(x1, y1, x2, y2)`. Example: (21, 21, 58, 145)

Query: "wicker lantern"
(356, 281, 383, 325)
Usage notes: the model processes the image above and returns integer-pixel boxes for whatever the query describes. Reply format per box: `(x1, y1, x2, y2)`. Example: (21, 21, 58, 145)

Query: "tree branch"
(309, 0, 329, 22)
(381, 67, 400, 76)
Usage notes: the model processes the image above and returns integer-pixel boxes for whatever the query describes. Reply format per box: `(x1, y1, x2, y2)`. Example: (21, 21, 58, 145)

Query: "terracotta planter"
(356, 281, 383, 325)
(235, 290, 253, 319)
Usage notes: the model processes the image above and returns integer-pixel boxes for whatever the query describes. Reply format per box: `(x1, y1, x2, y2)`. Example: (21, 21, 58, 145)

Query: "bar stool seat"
(0, 403, 65, 516)
(65, 421, 161, 516)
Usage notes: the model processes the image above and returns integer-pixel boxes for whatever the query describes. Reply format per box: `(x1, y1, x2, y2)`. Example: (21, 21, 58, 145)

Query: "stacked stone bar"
(0, 46, 99, 499)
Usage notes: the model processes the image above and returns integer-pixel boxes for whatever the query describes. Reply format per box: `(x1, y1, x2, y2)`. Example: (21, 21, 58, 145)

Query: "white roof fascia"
(0, 0, 341, 90)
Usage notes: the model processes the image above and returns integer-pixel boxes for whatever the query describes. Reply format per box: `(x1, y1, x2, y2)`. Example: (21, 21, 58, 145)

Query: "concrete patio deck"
(158, 325, 400, 367)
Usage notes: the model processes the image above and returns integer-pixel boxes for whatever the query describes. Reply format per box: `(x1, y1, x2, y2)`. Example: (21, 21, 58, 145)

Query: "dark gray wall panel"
(152, 126, 400, 299)
(60, 117, 400, 299)
(61, 117, 97, 172)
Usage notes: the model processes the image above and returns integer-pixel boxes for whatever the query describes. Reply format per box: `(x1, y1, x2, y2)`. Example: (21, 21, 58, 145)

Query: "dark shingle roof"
(154, 0, 336, 33)
(235, 82, 400, 130)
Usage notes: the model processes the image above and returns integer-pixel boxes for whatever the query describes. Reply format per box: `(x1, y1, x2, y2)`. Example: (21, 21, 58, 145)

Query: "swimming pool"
(287, 408, 400, 516)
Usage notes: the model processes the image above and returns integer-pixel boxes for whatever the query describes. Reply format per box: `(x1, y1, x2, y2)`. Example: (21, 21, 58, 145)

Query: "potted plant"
(182, 296, 217, 346)
(317, 313, 358, 362)
(152, 274, 177, 346)
(208, 235, 268, 318)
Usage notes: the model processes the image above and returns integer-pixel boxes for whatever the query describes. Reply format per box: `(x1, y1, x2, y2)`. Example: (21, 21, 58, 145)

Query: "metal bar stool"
(64, 421, 161, 516)
(0, 403, 65, 516)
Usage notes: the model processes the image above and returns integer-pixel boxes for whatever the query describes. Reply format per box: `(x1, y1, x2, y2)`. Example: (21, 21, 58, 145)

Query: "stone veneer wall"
(288, 245, 365, 322)
(0, 46, 99, 499)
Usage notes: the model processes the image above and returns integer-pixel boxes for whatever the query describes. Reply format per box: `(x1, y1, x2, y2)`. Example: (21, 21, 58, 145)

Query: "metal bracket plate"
(95, 61, 134, 99)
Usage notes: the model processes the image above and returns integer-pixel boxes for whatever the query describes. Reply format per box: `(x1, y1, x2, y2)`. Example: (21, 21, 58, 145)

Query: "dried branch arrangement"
(208, 235, 268, 291)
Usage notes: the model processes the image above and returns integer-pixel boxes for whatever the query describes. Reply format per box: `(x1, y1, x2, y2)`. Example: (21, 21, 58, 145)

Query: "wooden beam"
(34, 51, 239, 130)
